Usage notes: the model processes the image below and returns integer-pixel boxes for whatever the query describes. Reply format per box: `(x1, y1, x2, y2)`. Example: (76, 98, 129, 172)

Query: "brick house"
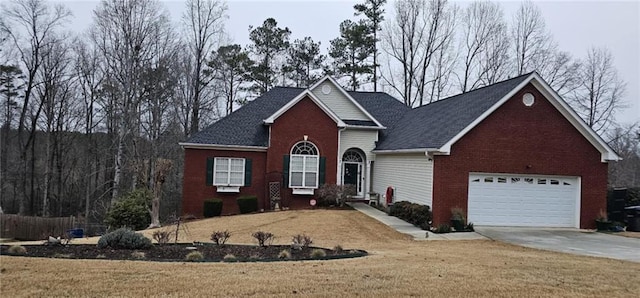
(180, 73, 619, 228)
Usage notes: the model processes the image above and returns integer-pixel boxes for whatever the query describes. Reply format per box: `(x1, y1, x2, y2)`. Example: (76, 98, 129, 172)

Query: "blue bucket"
(67, 228, 84, 238)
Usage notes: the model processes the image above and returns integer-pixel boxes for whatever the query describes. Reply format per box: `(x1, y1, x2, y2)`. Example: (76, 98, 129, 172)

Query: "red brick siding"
(266, 96, 338, 208)
(182, 149, 267, 216)
(432, 83, 607, 228)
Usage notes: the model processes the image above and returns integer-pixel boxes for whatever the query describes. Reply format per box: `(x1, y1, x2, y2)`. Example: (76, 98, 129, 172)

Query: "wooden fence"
(0, 214, 76, 241)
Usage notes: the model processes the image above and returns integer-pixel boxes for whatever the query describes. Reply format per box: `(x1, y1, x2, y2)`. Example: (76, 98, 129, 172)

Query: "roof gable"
(374, 72, 620, 162)
(309, 76, 385, 128)
(263, 90, 346, 127)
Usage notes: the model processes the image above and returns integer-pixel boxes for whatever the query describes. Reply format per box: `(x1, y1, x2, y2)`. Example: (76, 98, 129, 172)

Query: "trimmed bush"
(203, 199, 223, 218)
(252, 231, 274, 247)
(223, 254, 237, 262)
(389, 201, 433, 230)
(97, 228, 152, 250)
(278, 249, 291, 259)
(8, 245, 26, 255)
(185, 251, 204, 262)
(104, 188, 151, 230)
(237, 195, 258, 214)
(210, 230, 231, 245)
(130, 251, 146, 260)
(310, 249, 326, 258)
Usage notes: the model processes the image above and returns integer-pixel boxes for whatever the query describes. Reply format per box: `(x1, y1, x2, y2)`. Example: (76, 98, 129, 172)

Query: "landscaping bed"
(0, 243, 367, 262)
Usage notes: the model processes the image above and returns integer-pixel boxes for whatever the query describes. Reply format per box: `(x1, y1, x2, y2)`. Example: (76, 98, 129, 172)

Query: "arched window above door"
(342, 150, 364, 162)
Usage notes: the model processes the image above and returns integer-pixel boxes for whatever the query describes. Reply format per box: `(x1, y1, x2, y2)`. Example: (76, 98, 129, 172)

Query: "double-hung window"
(214, 157, 245, 186)
(289, 141, 319, 192)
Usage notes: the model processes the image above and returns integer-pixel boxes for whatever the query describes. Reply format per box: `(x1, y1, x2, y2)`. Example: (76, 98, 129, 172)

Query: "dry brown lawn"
(2, 209, 639, 297)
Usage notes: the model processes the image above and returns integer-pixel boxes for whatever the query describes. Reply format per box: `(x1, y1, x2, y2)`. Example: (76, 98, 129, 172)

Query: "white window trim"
(213, 157, 245, 188)
(292, 188, 315, 195)
(288, 154, 319, 190)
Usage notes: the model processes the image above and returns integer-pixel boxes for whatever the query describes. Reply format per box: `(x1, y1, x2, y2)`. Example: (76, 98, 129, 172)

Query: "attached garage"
(467, 173, 580, 228)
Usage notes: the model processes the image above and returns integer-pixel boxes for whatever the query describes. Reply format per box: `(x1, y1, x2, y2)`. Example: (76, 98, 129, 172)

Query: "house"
(180, 72, 619, 229)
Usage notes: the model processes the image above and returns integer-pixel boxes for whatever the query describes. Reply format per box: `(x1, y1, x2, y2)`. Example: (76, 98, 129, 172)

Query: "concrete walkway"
(348, 202, 487, 241)
(475, 227, 640, 263)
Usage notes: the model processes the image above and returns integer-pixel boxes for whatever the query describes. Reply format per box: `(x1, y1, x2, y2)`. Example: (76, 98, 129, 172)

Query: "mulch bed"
(0, 243, 367, 262)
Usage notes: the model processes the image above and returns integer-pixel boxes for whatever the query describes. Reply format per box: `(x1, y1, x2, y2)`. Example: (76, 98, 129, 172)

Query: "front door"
(343, 162, 363, 197)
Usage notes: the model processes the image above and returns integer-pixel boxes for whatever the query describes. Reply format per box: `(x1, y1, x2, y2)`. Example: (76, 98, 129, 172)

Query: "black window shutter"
(244, 159, 252, 186)
(319, 156, 326, 185)
(206, 157, 214, 186)
(282, 155, 290, 186)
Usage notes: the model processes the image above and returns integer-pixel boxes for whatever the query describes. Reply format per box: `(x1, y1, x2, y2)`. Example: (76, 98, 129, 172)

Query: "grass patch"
(1, 210, 639, 297)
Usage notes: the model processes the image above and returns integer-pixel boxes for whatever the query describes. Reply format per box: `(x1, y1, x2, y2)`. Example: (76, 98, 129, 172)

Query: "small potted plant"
(450, 207, 466, 232)
(595, 209, 612, 231)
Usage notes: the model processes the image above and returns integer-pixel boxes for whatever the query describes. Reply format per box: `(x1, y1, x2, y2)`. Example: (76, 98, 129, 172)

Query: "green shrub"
(8, 245, 26, 255)
(237, 195, 258, 214)
(310, 249, 326, 258)
(97, 228, 152, 250)
(389, 201, 433, 230)
(185, 251, 204, 262)
(203, 199, 223, 218)
(104, 188, 151, 231)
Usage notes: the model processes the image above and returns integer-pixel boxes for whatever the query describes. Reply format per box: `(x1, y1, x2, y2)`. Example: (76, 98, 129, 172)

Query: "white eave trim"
(309, 76, 385, 128)
(345, 125, 386, 130)
(179, 142, 268, 152)
(263, 89, 346, 127)
(372, 148, 434, 154)
(437, 72, 620, 163)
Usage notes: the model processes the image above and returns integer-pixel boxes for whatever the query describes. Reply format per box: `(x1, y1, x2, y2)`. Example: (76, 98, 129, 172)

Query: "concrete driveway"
(475, 227, 640, 263)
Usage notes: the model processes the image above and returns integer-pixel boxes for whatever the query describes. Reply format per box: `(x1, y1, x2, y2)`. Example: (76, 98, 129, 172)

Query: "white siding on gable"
(371, 153, 433, 207)
(339, 129, 378, 161)
(311, 81, 369, 121)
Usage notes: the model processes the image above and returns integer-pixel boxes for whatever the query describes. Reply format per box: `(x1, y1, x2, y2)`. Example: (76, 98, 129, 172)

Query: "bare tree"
(73, 37, 106, 225)
(91, 0, 172, 204)
(381, 0, 456, 107)
(534, 50, 581, 97)
(0, 0, 71, 214)
(182, 0, 227, 136)
(570, 47, 626, 134)
(511, 0, 552, 76)
(457, 1, 506, 92)
(37, 33, 75, 216)
(607, 123, 640, 187)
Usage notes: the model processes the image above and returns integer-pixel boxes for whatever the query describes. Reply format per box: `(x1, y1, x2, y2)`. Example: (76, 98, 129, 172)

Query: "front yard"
(1, 209, 639, 297)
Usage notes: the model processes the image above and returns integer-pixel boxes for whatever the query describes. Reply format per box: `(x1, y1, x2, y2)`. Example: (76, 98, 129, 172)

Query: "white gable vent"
(322, 84, 332, 95)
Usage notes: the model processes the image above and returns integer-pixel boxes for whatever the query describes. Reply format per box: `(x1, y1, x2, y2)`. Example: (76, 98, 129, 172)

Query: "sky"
(44, 0, 640, 125)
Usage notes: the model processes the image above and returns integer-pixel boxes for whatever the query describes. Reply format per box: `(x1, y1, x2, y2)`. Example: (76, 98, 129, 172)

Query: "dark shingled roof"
(186, 87, 304, 146)
(187, 87, 411, 147)
(348, 91, 411, 128)
(375, 73, 532, 151)
(186, 73, 532, 150)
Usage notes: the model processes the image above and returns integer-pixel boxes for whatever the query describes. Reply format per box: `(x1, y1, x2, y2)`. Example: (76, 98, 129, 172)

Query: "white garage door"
(468, 173, 580, 228)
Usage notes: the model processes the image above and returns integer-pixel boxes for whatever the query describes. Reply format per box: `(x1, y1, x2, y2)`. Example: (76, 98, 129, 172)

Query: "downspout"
(337, 127, 347, 185)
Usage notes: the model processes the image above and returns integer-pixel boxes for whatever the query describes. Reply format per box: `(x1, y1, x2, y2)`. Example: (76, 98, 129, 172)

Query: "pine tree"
(207, 44, 253, 114)
(248, 18, 291, 95)
(354, 0, 386, 92)
(329, 19, 375, 91)
(284, 37, 325, 88)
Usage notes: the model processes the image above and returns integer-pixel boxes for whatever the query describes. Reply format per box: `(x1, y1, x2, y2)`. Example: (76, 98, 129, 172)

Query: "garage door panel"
(468, 173, 579, 227)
